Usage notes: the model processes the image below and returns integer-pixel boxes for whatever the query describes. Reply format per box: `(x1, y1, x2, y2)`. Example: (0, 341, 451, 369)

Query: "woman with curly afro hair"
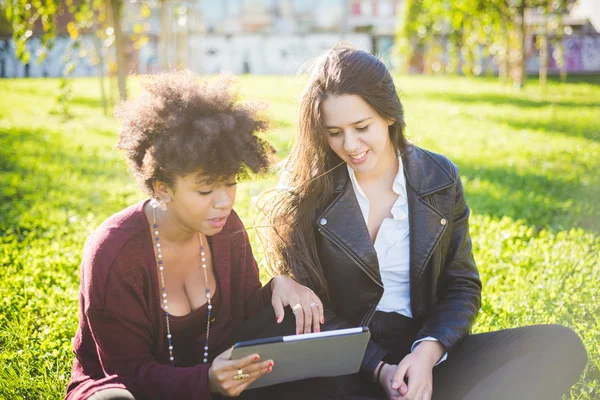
(65, 71, 324, 400)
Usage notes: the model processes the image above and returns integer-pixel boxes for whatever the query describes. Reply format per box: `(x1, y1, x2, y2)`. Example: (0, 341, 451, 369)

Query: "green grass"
(1, 74, 599, 399)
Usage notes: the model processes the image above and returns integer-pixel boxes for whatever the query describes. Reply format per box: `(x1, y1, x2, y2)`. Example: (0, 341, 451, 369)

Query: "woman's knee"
(525, 324, 587, 372)
(87, 388, 136, 400)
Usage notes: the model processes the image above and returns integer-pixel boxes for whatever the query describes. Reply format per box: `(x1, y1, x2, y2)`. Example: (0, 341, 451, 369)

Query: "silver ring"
(310, 302, 319, 308)
(291, 303, 302, 312)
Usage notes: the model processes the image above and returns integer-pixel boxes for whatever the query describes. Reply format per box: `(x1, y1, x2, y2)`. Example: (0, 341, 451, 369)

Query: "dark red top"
(66, 199, 272, 400)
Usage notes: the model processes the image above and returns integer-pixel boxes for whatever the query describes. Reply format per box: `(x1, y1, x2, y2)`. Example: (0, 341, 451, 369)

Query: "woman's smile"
(348, 150, 369, 164)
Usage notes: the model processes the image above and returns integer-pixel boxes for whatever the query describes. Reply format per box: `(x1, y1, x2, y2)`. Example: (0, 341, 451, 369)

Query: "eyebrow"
(194, 175, 212, 184)
(326, 117, 373, 129)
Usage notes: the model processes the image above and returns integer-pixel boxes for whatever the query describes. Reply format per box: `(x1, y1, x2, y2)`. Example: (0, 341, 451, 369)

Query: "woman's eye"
(198, 190, 213, 195)
(328, 131, 341, 137)
(356, 125, 369, 132)
(226, 182, 238, 187)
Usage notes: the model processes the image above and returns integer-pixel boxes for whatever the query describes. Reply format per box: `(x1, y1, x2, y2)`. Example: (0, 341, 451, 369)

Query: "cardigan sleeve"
(238, 227, 273, 318)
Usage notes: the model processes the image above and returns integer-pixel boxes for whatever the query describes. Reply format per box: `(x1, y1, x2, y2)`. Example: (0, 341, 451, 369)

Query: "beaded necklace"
(152, 205, 212, 366)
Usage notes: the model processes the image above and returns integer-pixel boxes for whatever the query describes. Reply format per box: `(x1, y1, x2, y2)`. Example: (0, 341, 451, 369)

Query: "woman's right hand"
(208, 347, 274, 397)
(378, 363, 404, 400)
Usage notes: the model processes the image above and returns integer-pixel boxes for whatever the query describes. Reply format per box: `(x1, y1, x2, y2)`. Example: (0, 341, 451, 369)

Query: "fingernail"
(268, 361, 274, 367)
(392, 381, 400, 390)
(316, 328, 320, 333)
(276, 316, 281, 323)
(253, 355, 260, 361)
(267, 367, 272, 372)
(321, 319, 324, 324)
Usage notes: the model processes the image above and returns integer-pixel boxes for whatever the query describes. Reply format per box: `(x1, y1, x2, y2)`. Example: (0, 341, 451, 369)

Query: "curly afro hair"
(115, 70, 274, 195)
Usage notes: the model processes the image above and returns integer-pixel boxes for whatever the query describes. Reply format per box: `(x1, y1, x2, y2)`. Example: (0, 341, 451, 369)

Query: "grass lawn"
(0, 74, 599, 399)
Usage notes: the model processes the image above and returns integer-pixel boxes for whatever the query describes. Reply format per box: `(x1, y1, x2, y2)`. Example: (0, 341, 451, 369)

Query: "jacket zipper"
(318, 228, 383, 326)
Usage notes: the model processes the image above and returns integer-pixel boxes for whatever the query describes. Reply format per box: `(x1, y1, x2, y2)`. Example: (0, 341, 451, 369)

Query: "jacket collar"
(320, 145, 455, 301)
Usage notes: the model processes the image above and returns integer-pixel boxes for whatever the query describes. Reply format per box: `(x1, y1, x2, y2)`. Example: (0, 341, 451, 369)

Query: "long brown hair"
(259, 45, 409, 299)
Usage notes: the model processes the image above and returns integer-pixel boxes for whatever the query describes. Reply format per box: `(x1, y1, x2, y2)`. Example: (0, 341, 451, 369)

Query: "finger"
(272, 299, 285, 324)
(226, 352, 261, 371)
(231, 361, 274, 392)
(235, 359, 273, 376)
(392, 362, 409, 392)
(292, 303, 305, 334)
(416, 388, 432, 400)
(403, 374, 426, 400)
(221, 360, 271, 393)
(424, 389, 433, 400)
(409, 385, 425, 400)
(219, 347, 233, 360)
(310, 300, 321, 333)
(316, 297, 325, 324)
(301, 300, 313, 334)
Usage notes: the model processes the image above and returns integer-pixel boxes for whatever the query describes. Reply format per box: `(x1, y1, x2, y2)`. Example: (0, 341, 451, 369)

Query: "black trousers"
(91, 308, 586, 400)
(237, 309, 587, 400)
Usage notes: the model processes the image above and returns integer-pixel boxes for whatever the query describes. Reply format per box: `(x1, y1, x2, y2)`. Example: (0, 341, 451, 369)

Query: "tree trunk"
(539, 28, 548, 87)
(93, 35, 108, 115)
(109, 0, 127, 101)
(160, 0, 169, 71)
(499, 20, 509, 82)
(516, 0, 526, 88)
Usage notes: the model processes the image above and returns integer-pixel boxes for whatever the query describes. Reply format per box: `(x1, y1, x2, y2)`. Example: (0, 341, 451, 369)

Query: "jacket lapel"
(401, 146, 454, 293)
(406, 184, 446, 289)
(318, 146, 456, 290)
(317, 167, 382, 286)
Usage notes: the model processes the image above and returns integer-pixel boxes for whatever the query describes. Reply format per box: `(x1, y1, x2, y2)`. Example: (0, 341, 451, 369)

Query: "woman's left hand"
(270, 276, 324, 334)
(387, 341, 445, 400)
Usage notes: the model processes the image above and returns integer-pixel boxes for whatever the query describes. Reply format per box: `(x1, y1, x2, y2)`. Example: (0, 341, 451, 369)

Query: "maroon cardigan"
(66, 200, 272, 400)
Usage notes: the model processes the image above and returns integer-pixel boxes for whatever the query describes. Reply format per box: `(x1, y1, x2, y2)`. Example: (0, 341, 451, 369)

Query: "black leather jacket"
(314, 145, 482, 377)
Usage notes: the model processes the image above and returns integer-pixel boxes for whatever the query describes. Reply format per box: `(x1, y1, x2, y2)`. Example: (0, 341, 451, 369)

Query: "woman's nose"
(343, 131, 360, 153)
(214, 189, 233, 210)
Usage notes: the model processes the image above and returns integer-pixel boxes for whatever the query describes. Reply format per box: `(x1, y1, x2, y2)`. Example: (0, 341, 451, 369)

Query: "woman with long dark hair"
(261, 46, 587, 399)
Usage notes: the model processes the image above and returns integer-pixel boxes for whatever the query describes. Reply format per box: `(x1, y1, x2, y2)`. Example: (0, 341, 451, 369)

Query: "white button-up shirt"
(347, 158, 412, 317)
(347, 156, 448, 364)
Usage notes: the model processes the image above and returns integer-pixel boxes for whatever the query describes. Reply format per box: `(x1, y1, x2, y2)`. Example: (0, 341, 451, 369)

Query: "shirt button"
(440, 218, 447, 226)
(319, 218, 327, 226)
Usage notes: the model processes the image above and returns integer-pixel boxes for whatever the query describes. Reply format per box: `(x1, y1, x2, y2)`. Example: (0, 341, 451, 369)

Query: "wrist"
(413, 341, 445, 366)
(377, 363, 392, 386)
(207, 366, 218, 393)
(373, 361, 384, 383)
(270, 275, 283, 290)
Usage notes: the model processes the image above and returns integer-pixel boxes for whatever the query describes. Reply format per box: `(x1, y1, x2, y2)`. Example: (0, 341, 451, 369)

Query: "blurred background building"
(0, 0, 598, 78)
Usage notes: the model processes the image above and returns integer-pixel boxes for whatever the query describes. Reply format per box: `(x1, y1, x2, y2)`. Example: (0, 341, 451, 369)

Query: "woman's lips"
(207, 214, 229, 229)
(348, 150, 369, 164)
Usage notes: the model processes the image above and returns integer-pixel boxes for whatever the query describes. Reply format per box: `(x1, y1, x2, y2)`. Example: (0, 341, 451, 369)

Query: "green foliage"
(0, 75, 599, 398)
(395, 0, 574, 82)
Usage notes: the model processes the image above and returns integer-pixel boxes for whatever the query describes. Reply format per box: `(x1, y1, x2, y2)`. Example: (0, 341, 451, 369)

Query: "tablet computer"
(231, 327, 370, 389)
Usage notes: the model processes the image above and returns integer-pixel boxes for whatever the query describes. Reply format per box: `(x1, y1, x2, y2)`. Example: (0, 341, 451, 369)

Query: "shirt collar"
(347, 154, 407, 198)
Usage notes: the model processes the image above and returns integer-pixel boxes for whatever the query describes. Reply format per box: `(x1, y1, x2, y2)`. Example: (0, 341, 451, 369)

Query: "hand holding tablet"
(231, 327, 370, 389)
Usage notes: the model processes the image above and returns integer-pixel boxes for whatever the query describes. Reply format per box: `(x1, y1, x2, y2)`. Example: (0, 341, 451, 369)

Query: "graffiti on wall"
(1, 34, 599, 78)
(187, 34, 371, 75)
(0, 36, 101, 78)
(526, 36, 600, 73)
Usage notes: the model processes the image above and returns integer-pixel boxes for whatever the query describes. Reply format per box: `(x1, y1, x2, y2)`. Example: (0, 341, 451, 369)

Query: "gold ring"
(310, 302, 319, 308)
(233, 372, 250, 380)
(291, 303, 302, 312)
